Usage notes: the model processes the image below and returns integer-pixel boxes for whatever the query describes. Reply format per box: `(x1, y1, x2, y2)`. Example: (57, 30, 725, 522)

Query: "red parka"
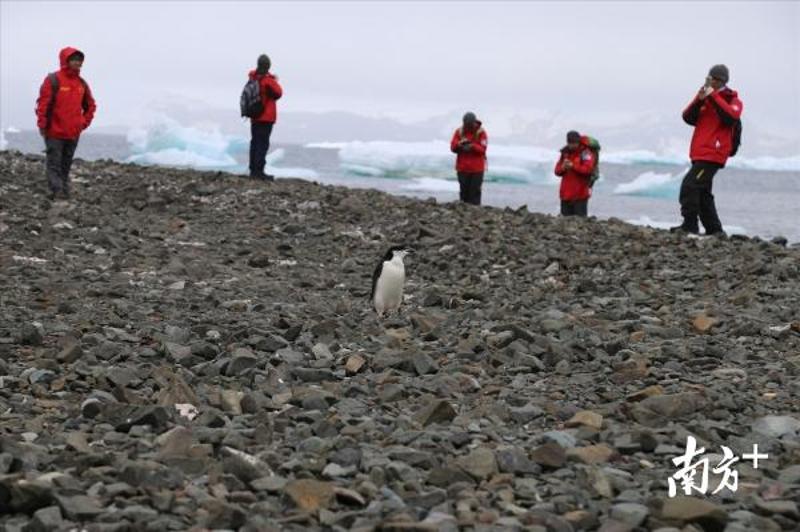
(35, 47, 97, 140)
(682, 87, 743, 166)
(554, 139, 596, 201)
(450, 122, 488, 173)
(248, 70, 283, 123)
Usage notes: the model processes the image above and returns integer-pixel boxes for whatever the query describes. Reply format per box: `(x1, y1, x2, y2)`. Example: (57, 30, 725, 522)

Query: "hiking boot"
(669, 225, 698, 235)
(263, 174, 275, 182)
(48, 190, 57, 201)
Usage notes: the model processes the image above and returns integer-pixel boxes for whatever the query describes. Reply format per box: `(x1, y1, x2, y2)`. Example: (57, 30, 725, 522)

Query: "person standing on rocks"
(554, 130, 595, 216)
(247, 54, 283, 181)
(450, 112, 488, 205)
(671, 64, 743, 235)
(35, 46, 97, 201)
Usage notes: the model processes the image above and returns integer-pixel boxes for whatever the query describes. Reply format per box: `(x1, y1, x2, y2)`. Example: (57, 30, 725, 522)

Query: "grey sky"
(1, 1, 798, 148)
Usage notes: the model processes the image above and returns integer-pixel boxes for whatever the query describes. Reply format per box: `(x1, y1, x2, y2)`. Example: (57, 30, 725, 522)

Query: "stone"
(625, 385, 664, 402)
(456, 448, 498, 480)
(692, 314, 717, 333)
(509, 404, 544, 424)
(202, 499, 246, 529)
(411, 352, 437, 375)
(413, 399, 456, 427)
(56, 340, 83, 363)
(100, 405, 172, 432)
(312, 342, 333, 360)
(751, 415, 800, 439)
(284, 479, 335, 511)
(333, 486, 366, 507)
(610, 502, 649, 527)
(250, 475, 287, 493)
(18, 323, 43, 346)
(64, 432, 91, 454)
(54, 494, 103, 520)
(531, 442, 566, 469)
(163, 341, 191, 362)
(778, 465, 800, 484)
(0, 477, 53, 514)
(222, 446, 272, 483)
(226, 348, 259, 376)
(156, 426, 193, 459)
(631, 392, 705, 425)
(345, 354, 366, 375)
(565, 410, 603, 430)
(660, 496, 728, 528)
(495, 446, 537, 474)
(427, 467, 475, 488)
(220, 390, 244, 415)
(567, 444, 617, 465)
(542, 431, 577, 449)
(248, 254, 270, 268)
(24, 505, 64, 532)
(28, 369, 56, 385)
(410, 312, 444, 334)
(753, 498, 799, 517)
(291, 367, 335, 382)
(154, 368, 199, 406)
(322, 462, 356, 478)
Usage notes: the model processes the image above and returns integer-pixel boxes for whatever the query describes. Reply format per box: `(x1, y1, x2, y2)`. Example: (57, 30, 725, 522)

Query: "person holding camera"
(554, 130, 595, 216)
(450, 112, 488, 205)
(671, 64, 743, 235)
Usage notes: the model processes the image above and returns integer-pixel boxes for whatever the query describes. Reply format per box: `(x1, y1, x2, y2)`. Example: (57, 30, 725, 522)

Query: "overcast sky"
(1, 1, 798, 146)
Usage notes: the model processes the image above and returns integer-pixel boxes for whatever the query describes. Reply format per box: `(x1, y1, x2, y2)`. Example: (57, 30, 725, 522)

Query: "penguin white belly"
(374, 260, 405, 315)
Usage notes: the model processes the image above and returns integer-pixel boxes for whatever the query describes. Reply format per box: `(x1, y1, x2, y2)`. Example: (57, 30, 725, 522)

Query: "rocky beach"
(0, 149, 798, 531)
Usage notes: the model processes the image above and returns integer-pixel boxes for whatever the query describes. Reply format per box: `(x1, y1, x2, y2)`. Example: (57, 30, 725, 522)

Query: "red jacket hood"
(59, 46, 83, 74)
(248, 69, 275, 80)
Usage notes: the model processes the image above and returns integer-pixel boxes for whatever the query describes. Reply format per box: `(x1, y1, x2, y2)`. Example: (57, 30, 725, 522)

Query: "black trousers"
(457, 172, 484, 205)
(561, 199, 588, 217)
(678, 161, 723, 234)
(249, 122, 274, 177)
(45, 137, 79, 194)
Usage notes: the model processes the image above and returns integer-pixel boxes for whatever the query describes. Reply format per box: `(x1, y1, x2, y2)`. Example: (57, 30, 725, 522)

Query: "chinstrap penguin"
(371, 245, 412, 318)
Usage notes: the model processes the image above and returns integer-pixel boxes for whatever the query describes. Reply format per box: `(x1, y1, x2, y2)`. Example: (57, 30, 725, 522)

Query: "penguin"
(371, 245, 412, 318)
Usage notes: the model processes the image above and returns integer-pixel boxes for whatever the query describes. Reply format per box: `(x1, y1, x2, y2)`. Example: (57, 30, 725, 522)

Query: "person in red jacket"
(35, 46, 97, 200)
(554, 131, 595, 216)
(248, 54, 283, 180)
(671, 64, 743, 235)
(450, 112, 488, 205)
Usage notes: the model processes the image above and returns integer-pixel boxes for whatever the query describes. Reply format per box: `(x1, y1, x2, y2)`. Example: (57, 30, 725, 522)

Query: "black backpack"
(45, 72, 90, 131)
(730, 119, 742, 157)
(240, 78, 264, 118)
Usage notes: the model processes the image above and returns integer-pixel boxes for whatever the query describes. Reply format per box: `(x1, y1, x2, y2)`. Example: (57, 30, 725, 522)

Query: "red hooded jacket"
(682, 87, 743, 166)
(554, 138, 596, 201)
(35, 47, 97, 140)
(450, 122, 488, 173)
(248, 70, 283, 123)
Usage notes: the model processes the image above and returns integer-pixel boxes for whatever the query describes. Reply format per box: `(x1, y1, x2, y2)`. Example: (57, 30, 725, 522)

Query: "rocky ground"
(0, 149, 798, 532)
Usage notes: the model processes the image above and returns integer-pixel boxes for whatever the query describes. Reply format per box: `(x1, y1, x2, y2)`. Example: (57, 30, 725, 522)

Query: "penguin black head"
(382, 244, 413, 262)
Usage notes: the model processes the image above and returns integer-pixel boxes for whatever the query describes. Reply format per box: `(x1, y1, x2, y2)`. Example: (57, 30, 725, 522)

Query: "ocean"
(3, 126, 799, 244)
